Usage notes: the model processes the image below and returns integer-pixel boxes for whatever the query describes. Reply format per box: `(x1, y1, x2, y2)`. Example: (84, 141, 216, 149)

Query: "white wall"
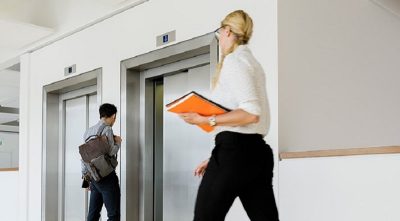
(279, 154, 400, 221)
(0, 171, 19, 221)
(19, 53, 30, 221)
(19, 0, 278, 220)
(0, 0, 32, 23)
(279, 0, 400, 151)
(0, 0, 138, 28)
(28, 0, 140, 29)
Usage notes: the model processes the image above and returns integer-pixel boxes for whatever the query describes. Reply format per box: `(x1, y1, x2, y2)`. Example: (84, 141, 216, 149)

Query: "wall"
(19, 0, 278, 220)
(279, 0, 400, 151)
(0, 0, 31, 23)
(0, 0, 139, 28)
(0, 171, 19, 221)
(28, 0, 140, 29)
(279, 154, 400, 221)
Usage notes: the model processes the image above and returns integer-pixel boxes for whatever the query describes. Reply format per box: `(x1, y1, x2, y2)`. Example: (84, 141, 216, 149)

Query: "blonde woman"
(179, 10, 279, 221)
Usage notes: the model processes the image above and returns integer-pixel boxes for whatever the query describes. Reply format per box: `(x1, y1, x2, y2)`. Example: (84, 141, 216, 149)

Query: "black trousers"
(193, 131, 279, 221)
(87, 171, 121, 221)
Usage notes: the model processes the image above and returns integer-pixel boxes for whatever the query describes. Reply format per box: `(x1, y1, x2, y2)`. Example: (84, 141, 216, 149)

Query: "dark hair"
(99, 103, 117, 118)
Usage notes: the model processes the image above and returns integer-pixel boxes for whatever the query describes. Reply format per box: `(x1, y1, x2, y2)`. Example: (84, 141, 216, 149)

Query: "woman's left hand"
(178, 112, 207, 125)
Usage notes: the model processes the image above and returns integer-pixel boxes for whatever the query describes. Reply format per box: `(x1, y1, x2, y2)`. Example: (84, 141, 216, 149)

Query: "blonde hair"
(212, 10, 254, 88)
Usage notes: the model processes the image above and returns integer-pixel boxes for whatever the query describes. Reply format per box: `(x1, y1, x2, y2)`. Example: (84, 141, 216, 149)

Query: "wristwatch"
(208, 115, 217, 127)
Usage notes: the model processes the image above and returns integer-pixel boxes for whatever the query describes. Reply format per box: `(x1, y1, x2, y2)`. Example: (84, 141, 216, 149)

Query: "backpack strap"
(96, 123, 108, 136)
(84, 135, 97, 143)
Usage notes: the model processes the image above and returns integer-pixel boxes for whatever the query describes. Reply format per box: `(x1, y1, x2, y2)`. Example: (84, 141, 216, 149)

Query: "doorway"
(42, 69, 102, 221)
(120, 33, 218, 221)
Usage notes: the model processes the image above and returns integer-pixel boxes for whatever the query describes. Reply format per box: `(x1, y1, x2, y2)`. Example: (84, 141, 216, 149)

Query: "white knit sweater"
(211, 45, 270, 137)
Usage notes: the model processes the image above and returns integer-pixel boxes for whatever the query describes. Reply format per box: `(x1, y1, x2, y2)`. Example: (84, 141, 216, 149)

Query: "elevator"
(42, 69, 104, 221)
(153, 64, 214, 221)
(120, 33, 226, 221)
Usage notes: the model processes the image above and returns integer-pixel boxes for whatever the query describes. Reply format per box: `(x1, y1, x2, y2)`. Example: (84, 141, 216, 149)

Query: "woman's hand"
(179, 113, 208, 125)
(194, 159, 210, 177)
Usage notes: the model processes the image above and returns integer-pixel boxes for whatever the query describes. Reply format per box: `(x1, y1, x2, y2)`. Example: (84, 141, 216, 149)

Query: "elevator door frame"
(42, 69, 102, 221)
(120, 33, 218, 221)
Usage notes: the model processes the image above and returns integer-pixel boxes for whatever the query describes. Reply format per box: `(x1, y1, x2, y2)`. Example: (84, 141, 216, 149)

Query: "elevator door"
(154, 65, 214, 221)
(64, 94, 98, 221)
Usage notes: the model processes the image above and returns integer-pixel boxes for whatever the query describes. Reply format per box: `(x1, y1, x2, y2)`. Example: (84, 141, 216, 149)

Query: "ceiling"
(0, 0, 135, 65)
(0, 0, 143, 131)
(0, 0, 140, 130)
(0, 19, 53, 65)
(0, 0, 53, 129)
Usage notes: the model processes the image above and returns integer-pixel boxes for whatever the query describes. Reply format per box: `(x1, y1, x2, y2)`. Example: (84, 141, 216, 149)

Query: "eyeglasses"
(214, 26, 224, 40)
(214, 25, 238, 41)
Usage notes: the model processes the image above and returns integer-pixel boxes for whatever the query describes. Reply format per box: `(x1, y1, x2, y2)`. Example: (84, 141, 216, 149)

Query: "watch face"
(209, 116, 216, 126)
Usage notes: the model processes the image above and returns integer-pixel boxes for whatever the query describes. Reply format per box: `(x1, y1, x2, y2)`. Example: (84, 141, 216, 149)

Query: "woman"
(179, 10, 280, 221)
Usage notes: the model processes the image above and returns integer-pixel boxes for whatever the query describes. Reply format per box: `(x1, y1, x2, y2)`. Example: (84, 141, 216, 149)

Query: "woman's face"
(216, 26, 233, 55)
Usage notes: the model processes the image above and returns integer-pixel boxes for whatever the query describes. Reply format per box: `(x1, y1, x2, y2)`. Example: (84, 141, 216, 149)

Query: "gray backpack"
(79, 124, 118, 182)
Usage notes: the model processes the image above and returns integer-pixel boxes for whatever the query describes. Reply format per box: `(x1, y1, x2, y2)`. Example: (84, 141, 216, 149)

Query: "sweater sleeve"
(104, 126, 120, 156)
(223, 55, 261, 116)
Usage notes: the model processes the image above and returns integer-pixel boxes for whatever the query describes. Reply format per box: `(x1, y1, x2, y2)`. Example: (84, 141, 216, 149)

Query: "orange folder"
(166, 91, 230, 132)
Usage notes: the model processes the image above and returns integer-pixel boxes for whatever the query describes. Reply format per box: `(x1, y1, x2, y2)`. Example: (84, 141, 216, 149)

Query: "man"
(83, 103, 121, 221)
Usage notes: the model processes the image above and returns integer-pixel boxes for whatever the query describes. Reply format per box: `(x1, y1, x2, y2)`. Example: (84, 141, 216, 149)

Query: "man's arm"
(105, 127, 121, 156)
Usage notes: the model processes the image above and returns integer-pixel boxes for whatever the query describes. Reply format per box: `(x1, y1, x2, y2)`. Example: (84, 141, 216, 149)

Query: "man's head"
(99, 103, 117, 126)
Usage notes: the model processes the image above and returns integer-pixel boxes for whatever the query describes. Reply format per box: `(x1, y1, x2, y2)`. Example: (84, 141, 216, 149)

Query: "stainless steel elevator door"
(161, 65, 213, 221)
(64, 94, 98, 221)
(64, 96, 87, 221)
